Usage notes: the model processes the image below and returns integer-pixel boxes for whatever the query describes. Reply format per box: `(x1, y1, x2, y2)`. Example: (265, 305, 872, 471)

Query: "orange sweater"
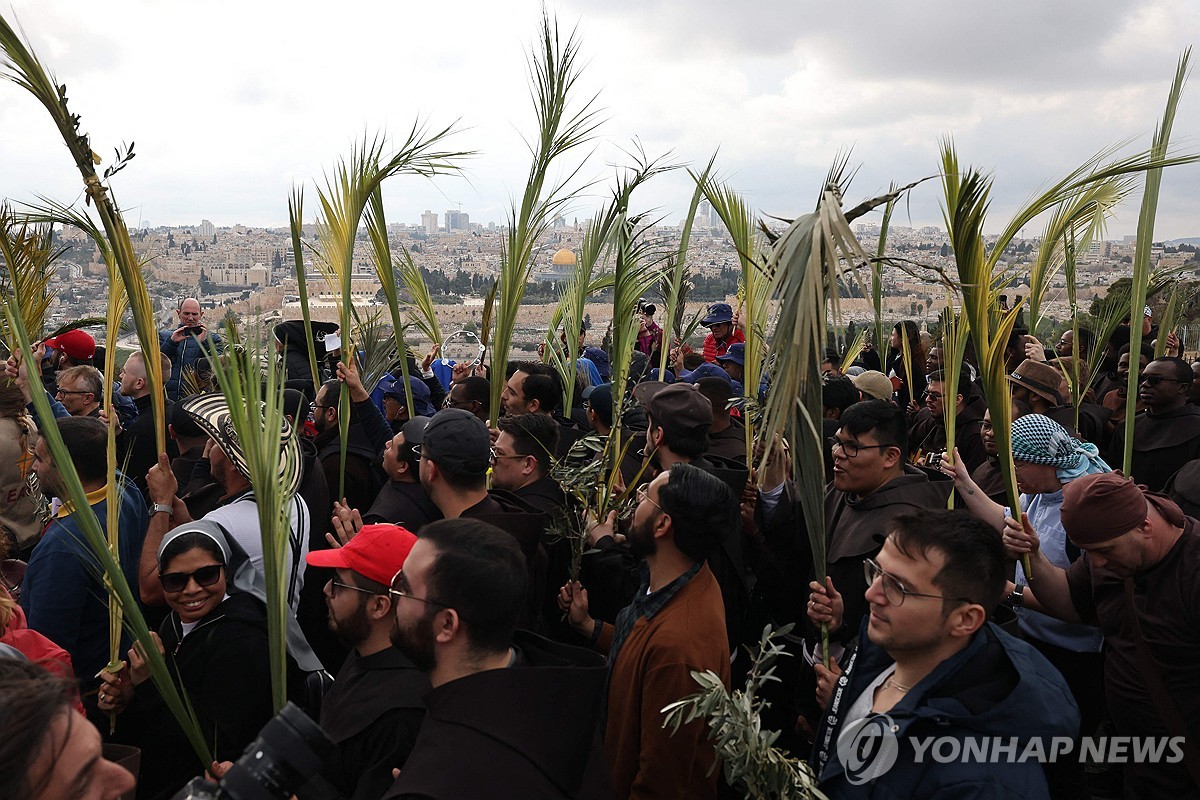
(599, 563, 731, 800)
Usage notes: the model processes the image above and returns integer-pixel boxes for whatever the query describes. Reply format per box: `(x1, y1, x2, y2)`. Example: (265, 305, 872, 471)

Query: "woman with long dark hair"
(885, 320, 927, 407)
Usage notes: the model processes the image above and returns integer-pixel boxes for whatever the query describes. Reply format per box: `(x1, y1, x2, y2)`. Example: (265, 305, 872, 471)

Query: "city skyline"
(4, 1, 1200, 238)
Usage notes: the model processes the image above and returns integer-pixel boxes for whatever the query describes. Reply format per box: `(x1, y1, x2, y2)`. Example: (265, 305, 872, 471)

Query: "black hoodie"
(383, 630, 610, 800)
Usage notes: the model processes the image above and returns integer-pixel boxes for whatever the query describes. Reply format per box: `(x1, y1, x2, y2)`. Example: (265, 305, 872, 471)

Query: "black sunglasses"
(1140, 375, 1183, 387)
(159, 564, 224, 593)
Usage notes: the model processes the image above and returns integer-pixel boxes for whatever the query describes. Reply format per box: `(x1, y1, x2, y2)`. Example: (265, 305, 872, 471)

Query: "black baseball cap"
(419, 409, 490, 475)
(582, 383, 613, 427)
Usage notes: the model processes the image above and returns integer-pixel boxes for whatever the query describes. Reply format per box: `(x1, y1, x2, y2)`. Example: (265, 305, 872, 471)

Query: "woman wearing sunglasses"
(97, 521, 320, 799)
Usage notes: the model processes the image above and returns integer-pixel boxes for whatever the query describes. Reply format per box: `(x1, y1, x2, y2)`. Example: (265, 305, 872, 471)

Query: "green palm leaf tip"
(1123, 48, 1190, 477)
(203, 324, 298, 712)
(397, 246, 443, 349)
(658, 153, 717, 377)
(701, 174, 771, 468)
(0, 205, 59, 353)
(288, 187, 323, 396)
(1, 15, 167, 456)
(308, 124, 468, 499)
(872, 185, 898, 358)
(489, 12, 603, 427)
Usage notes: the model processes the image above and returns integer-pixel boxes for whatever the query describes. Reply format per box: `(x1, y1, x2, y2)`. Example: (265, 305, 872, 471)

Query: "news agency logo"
(835, 715, 1186, 785)
(835, 713, 899, 785)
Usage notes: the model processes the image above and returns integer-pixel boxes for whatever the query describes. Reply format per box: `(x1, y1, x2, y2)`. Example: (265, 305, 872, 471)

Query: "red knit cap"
(1061, 473, 1183, 546)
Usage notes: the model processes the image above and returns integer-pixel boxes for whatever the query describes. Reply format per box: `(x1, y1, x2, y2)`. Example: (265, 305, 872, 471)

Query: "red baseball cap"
(305, 523, 417, 586)
(43, 329, 96, 360)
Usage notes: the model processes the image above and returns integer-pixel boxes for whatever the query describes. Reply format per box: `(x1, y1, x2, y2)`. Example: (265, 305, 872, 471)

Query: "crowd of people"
(1, 296, 1199, 800)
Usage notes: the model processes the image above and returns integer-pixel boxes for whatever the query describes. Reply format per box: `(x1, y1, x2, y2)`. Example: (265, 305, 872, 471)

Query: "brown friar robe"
(822, 466, 952, 643)
(1108, 404, 1200, 492)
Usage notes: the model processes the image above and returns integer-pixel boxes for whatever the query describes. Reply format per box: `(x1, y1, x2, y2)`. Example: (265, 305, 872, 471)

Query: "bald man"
(158, 297, 224, 400)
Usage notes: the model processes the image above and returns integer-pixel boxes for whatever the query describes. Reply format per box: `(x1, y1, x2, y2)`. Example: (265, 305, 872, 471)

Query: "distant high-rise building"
(199, 219, 215, 239)
(697, 200, 713, 228)
(421, 210, 439, 235)
(445, 209, 469, 231)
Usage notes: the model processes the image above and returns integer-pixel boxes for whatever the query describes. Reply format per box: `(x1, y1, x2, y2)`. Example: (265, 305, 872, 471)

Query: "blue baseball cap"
(382, 375, 436, 417)
(685, 363, 732, 385)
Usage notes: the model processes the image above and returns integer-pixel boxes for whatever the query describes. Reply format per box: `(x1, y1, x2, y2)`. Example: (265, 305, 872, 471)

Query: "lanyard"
(814, 642, 862, 777)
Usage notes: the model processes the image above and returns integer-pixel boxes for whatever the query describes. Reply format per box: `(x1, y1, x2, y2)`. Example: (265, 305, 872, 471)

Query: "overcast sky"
(3, 0, 1200, 239)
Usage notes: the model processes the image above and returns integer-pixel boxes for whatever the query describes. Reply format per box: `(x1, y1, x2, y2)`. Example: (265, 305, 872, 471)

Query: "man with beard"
(1107, 356, 1200, 492)
(907, 367, 987, 474)
(383, 518, 609, 800)
(362, 417, 441, 530)
(312, 375, 387, 514)
(418, 408, 549, 629)
(300, 524, 429, 800)
(559, 463, 734, 800)
(499, 362, 583, 458)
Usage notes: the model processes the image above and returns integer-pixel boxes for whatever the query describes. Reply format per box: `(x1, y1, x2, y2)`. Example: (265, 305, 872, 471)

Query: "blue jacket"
(158, 328, 224, 400)
(813, 621, 1080, 799)
(20, 476, 149, 689)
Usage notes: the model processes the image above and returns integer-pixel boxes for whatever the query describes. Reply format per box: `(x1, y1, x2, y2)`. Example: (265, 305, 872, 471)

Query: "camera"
(635, 300, 655, 317)
(183, 325, 204, 336)
(169, 703, 333, 800)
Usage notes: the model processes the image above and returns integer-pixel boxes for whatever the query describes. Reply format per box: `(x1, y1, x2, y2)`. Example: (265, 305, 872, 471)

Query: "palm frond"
(658, 153, 717, 375)
(1023, 175, 1133, 332)
(872, 185, 898, 357)
(839, 329, 867, 375)
(758, 177, 876, 666)
(0, 20, 166, 454)
(203, 324, 299, 713)
(287, 187, 323, 395)
(0, 204, 59, 353)
(702, 175, 770, 464)
(396, 247, 443, 348)
(1123, 48, 1190, 475)
(489, 12, 604, 425)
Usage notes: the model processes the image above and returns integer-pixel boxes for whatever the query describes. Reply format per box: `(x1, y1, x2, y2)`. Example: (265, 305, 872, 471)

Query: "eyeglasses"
(863, 557, 969, 607)
(55, 389, 92, 397)
(159, 564, 224, 593)
(490, 449, 530, 465)
(636, 484, 663, 512)
(1140, 375, 1183, 387)
(828, 437, 894, 459)
(327, 580, 379, 598)
(923, 391, 944, 401)
(310, 401, 332, 412)
(388, 569, 452, 610)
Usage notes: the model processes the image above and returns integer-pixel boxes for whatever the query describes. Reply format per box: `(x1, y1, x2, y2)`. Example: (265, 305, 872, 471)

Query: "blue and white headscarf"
(1010, 414, 1110, 484)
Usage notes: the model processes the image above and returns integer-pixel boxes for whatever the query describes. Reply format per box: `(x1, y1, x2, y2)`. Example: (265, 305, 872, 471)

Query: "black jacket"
(383, 631, 610, 800)
(363, 479, 442, 530)
(298, 647, 429, 800)
(120, 592, 306, 800)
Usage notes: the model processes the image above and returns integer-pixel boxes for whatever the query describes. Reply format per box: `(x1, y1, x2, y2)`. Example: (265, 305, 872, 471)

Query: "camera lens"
(218, 703, 334, 800)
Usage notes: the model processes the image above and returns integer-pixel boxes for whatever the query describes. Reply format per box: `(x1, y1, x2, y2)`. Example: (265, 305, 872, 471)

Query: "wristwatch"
(152, 503, 173, 515)
(1008, 584, 1025, 611)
